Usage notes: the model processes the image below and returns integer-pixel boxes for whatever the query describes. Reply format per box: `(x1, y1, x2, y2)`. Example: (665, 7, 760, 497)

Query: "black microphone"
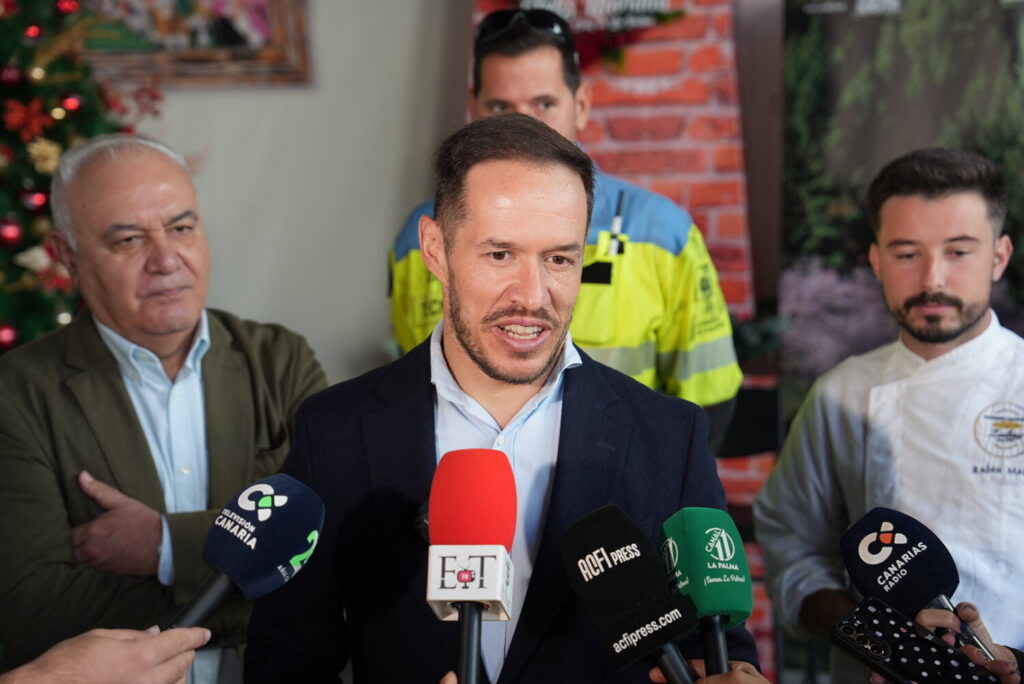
(560, 504, 698, 684)
(167, 473, 325, 628)
(839, 506, 995, 661)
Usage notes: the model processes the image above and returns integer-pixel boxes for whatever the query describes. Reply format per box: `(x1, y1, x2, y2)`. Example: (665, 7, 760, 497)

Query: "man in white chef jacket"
(754, 148, 1024, 683)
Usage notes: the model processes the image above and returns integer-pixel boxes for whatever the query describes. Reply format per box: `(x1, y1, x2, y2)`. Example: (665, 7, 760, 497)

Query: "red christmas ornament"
(0, 324, 16, 351)
(61, 94, 82, 111)
(23, 25, 41, 39)
(0, 217, 23, 247)
(4, 98, 56, 143)
(56, 0, 79, 13)
(0, 65, 21, 86)
(1, 0, 19, 15)
(20, 190, 47, 211)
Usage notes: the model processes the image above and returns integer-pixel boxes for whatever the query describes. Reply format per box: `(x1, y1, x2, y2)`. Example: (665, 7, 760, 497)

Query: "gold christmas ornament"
(26, 138, 61, 175)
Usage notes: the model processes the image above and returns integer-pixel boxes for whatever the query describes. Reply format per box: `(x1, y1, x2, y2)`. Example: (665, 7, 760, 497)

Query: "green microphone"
(660, 507, 752, 675)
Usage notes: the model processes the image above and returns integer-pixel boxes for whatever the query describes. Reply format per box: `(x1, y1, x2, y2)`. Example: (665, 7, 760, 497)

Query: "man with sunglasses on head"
(389, 8, 742, 452)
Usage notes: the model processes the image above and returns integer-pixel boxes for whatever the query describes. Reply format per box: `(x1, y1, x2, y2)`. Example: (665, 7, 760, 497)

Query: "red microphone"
(426, 449, 517, 684)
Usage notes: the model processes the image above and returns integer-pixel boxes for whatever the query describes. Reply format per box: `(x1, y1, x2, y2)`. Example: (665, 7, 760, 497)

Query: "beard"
(890, 290, 988, 344)
(447, 274, 568, 386)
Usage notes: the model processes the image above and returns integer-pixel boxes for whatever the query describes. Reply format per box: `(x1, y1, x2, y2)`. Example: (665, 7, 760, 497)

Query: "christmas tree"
(0, 0, 157, 354)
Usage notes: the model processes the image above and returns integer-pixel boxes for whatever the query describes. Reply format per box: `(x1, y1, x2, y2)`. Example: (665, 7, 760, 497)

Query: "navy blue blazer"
(245, 343, 758, 683)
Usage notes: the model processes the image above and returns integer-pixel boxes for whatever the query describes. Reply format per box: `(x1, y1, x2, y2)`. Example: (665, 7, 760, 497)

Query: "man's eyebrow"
(101, 223, 143, 239)
(101, 210, 198, 239)
(477, 239, 583, 253)
(884, 235, 981, 248)
(165, 209, 197, 226)
(479, 239, 515, 249)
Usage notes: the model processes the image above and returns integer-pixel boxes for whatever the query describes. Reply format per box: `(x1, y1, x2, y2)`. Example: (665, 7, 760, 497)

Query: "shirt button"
(496, 435, 505, 446)
(180, 466, 192, 475)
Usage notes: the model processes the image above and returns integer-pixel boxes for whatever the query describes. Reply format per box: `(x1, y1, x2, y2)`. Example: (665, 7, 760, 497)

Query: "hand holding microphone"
(903, 603, 1020, 684)
(839, 507, 995, 661)
(650, 660, 767, 683)
(862, 601, 1021, 684)
(167, 473, 325, 629)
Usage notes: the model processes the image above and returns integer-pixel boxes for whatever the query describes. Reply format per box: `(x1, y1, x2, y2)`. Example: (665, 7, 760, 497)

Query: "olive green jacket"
(0, 309, 326, 668)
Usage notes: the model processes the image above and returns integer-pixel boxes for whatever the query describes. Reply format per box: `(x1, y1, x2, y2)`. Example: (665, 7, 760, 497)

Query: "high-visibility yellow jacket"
(389, 170, 742, 408)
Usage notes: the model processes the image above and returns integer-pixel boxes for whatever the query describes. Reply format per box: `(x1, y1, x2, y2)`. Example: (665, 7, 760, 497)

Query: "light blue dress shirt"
(96, 312, 220, 684)
(429, 322, 581, 683)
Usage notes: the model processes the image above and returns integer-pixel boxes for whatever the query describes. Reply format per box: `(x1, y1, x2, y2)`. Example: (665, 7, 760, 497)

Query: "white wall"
(141, 0, 473, 382)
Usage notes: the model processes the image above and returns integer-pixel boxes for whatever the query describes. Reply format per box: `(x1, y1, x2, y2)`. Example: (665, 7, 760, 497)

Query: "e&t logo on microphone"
(437, 554, 498, 591)
(427, 544, 515, 621)
(238, 483, 289, 522)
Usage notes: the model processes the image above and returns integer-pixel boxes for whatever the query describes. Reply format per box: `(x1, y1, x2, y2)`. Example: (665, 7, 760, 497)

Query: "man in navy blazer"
(245, 114, 759, 683)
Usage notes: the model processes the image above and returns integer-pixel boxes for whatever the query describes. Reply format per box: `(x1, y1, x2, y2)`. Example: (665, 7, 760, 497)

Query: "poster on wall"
(782, 0, 1024, 402)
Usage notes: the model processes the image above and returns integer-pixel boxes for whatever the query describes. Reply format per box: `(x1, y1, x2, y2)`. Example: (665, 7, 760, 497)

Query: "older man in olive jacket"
(0, 134, 325, 681)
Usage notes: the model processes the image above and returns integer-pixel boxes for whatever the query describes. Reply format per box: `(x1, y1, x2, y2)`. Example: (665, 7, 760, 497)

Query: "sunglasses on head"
(475, 8, 577, 56)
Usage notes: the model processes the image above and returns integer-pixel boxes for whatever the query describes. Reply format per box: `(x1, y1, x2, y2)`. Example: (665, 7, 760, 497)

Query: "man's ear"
(419, 214, 448, 285)
(573, 81, 593, 135)
(868, 242, 881, 280)
(993, 233, 1013, 282)
(49, 231, 77, 281)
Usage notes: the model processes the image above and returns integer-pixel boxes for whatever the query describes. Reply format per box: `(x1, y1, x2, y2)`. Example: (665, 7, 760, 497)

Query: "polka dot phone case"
(831, 597, 1000, 683)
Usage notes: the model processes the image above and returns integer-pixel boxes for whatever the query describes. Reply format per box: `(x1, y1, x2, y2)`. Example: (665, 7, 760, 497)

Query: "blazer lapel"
(499, 353, 633, 682)
(63, 312, 166, 512)
(362, 343, 437, 514)
(361, 344, 454, 651)
(202, 313, 253, 508)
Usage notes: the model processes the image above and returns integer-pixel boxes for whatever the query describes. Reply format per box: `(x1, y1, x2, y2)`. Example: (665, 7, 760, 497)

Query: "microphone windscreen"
(660, 507, 752, 630)
(560, 504, 698, 668)
(840, 507, 959, 616)
(428, 449, 516, 551)
(202, 473, 325, 600)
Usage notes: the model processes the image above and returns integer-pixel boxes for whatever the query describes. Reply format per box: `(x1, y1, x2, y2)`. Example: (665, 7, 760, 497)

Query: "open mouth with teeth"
(499, 323, 544, 340)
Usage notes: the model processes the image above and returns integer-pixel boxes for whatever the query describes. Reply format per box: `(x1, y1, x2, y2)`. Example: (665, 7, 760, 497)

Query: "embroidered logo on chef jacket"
(974, 402, 1024, 458)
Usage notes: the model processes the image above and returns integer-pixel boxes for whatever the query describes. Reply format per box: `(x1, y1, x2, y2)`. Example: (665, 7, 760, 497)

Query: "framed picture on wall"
(83, 0, 310, 87)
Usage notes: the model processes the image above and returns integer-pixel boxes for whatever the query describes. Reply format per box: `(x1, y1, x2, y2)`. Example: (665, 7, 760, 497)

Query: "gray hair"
(50, 134, 191, 249)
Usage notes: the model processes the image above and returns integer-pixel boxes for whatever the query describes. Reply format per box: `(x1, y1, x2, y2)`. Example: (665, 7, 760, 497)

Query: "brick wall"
(578, 0, 756, 319)
(718, 452, 778, 681)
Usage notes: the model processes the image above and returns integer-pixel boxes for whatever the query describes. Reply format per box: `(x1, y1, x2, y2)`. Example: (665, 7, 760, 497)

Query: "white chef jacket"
(755, 312, 1024, 682)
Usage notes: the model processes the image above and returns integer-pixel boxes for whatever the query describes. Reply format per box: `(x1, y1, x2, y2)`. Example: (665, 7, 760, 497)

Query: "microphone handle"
(926, 595, 996, 661)
(700, 614, 729, 675)
(167, 571, 237, 629)
(456, 601, 483, 684)
(657, 643, 695, 684)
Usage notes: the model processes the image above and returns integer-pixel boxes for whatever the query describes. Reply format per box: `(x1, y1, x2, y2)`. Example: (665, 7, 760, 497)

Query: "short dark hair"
(866, 148, 1007, 236)
(472, 10, 581, 95)
(433, 113, 594, 247)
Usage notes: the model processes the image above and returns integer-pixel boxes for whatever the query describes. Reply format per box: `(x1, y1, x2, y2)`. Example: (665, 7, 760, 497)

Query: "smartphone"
(831, 597, 999, 683)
